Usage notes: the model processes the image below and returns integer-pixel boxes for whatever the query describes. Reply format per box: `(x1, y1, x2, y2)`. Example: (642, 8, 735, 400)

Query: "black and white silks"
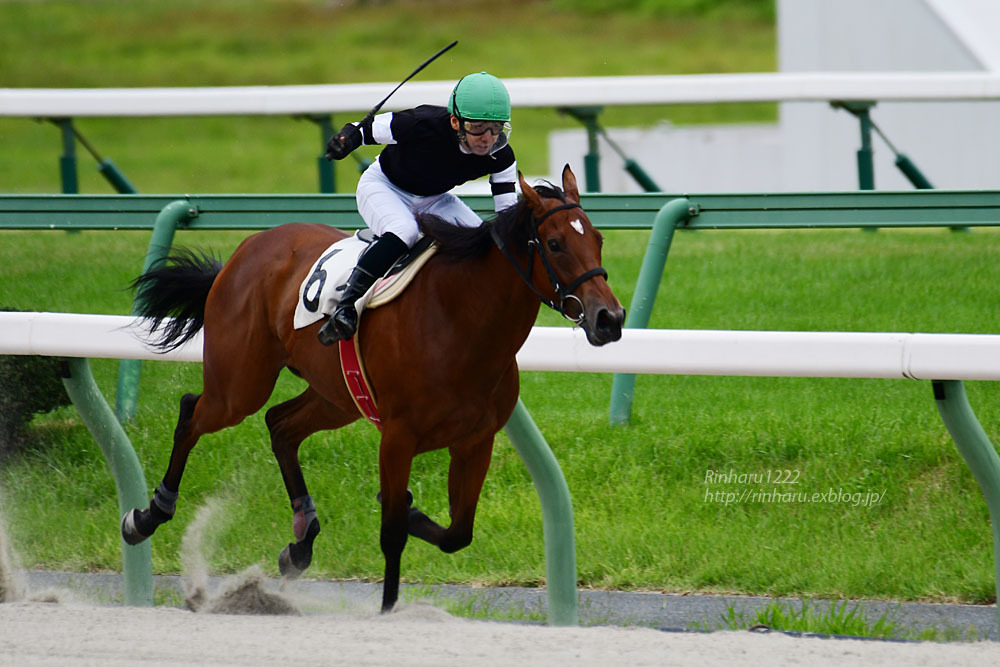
(353, 104, 518, 209)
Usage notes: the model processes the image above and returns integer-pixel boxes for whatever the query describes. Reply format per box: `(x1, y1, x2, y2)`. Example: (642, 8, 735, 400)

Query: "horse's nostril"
(596, 307, 621, 333)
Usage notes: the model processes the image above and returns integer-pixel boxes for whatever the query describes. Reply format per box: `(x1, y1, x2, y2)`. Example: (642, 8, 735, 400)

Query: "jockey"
(318, 71, 517, 345)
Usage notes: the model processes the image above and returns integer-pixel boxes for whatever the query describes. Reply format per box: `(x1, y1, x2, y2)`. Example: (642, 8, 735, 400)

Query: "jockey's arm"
(325, 112, 393, 160)
(490, 160, 518, 211)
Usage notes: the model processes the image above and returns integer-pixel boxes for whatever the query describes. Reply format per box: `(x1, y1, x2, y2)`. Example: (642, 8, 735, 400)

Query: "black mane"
(417, 183, 566, 263)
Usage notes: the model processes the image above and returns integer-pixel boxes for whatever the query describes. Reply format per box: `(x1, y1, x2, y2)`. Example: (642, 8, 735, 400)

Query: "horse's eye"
(547, 239, 562, 253)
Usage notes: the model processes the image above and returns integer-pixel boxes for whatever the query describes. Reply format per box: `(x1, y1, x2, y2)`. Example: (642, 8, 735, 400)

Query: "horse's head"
(517, 165, 625, 346)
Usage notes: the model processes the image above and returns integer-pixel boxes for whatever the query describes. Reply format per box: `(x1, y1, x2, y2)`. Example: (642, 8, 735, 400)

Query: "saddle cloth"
(293, 230, 436, 330)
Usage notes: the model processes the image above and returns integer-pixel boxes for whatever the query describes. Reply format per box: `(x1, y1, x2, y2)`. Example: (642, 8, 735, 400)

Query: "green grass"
(0, 0, 776, 192)
(714, 599, 903, 639)
(1, 226, 998, 607)
(706, 598, 985, 641)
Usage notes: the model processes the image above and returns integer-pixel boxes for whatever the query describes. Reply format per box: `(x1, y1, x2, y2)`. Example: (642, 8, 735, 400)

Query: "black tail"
(130, 249, 223, 352)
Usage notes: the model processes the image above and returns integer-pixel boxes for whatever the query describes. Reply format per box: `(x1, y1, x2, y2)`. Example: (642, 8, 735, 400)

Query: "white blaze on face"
(570, 219, 585, 235)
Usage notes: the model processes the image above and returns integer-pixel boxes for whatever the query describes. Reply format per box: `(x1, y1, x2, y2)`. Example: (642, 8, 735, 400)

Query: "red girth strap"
(338, 335, 381, 431)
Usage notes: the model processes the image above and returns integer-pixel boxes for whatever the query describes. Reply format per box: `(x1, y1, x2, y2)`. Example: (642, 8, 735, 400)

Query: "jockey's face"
(450, 115, 498, 156)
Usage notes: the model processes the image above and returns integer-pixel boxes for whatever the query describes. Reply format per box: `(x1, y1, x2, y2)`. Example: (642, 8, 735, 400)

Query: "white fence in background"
(3, 72, 1000, 117)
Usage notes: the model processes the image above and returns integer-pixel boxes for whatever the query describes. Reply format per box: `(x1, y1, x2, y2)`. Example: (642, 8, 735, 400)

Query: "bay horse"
(121, 165, 624, 612)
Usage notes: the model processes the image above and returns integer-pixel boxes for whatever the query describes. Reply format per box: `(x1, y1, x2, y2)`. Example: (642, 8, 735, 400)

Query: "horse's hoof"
(279, 517, 320, 579)
(278, 544, 303, 579)
(121, 509, 150, 546)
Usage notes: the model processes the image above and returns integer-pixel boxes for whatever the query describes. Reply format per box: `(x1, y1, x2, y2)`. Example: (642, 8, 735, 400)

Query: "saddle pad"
(368, 243, 437, 309)
(293, 233, 369, 330)
(293, 233, 437, 330)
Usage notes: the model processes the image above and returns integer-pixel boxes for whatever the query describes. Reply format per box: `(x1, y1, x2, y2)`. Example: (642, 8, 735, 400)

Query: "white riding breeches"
(356, 159, 483, 247)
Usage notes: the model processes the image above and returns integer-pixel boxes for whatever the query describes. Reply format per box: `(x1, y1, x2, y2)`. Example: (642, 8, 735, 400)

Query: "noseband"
(489, 201, 608, 324)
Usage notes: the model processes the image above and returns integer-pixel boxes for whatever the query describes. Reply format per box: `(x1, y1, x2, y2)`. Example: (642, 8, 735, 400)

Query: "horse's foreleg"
(377, 437, 417, 613)
(266, 387, 357, 579)
(122, 392, 202, 545)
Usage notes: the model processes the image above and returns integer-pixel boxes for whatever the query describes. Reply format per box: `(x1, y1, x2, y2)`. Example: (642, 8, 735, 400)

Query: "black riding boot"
(317, 232, 409, 345)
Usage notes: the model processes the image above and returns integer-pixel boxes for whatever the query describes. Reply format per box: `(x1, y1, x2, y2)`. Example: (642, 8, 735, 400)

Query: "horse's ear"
(561, 164, 580, 203)
(519, 171, 542, 210)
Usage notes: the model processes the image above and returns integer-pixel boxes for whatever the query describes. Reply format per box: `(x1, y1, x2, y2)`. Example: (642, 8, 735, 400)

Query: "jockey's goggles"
(462, 119, 512, 138)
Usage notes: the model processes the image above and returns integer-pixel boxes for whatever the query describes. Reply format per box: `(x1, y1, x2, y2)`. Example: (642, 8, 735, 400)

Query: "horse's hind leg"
(427, 437, 496, 552)
(265, 386, 358, 579)
(377, 435, 495, 553)
(122, 342, 284, 545)
(122, 392, 203, 544)
(441, 438, 495, 553)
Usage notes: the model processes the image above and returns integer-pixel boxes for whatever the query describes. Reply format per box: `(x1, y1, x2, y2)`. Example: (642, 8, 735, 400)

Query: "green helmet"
(447, 72, 511, 122)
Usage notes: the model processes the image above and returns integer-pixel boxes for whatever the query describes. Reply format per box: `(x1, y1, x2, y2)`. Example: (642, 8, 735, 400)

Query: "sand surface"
(2, 500, 998, 665)
(2, 598, 1000, 667)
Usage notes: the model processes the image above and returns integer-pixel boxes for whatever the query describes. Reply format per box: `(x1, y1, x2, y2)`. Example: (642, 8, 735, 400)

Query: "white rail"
(2, 312, 999, 381)
(4, 72, 1000, 117)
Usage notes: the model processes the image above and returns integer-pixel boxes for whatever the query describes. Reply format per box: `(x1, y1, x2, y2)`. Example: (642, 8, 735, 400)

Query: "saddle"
(361, 229, 436, 308)
(293, 230, 436, 330)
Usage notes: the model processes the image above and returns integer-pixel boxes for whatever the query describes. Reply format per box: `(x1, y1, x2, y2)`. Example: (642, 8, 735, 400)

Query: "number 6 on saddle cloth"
(294, 229, 436, 331)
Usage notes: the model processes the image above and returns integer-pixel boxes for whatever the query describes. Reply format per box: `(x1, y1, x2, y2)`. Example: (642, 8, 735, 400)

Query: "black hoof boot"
(121, 502, 173, 546)
(121, 483, 177, 545)
(121, 509, 151, 546)
(278, 516, 321, 579)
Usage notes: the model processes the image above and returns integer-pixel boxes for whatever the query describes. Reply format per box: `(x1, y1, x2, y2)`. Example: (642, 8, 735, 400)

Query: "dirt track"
(2, 501, 998, 665)
(2, 597, 1000, 667)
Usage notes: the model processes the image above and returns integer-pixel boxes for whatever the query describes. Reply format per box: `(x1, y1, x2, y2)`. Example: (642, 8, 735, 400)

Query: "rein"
(489, 201, 608, 324)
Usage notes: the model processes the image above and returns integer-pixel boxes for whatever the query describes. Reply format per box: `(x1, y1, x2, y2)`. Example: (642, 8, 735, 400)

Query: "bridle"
(489, 201, 608, 324)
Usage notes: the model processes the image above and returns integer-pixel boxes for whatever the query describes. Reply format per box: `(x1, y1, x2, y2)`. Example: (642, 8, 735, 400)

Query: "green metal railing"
(61, 357, 152, 605)
(607, 190, 1000, 424)
(503, 400, 577, 626)
(4, 189, 1000, 629)
(933, 380, 1000, 632)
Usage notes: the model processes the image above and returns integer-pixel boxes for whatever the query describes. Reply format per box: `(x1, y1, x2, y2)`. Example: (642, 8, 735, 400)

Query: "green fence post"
(503, 398, 578, 626)
(115, 200, 199, 422)
(856, 106, 875, 191)
(833, 102, 879, 232)
(832, 102, 877, 191)
(63, 357, 153, 606)
(932, 380, 1000, 636)
(609, 198, 692, 425)
(55, 119, 79, 194)
(314, 115, 336, 194)
(559, 107, 604, 193)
